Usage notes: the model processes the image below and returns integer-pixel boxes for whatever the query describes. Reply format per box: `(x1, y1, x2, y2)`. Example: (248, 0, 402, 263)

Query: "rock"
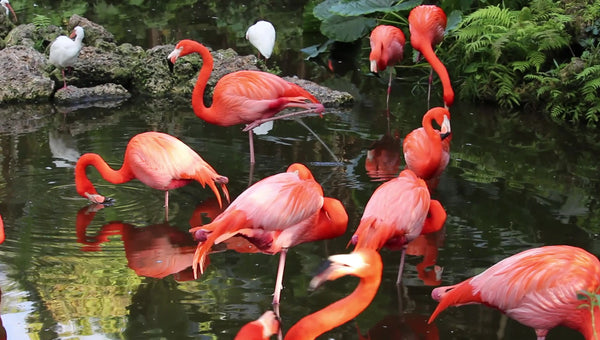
(0, 45, 54, 103)
(68, 14, 115, 47)
(5, 23, 62, 51)
(54, 83, 131, 105)
(284, 76, 354, 107)
(65, 43, 144, 88)
(132, 44, 175, 96)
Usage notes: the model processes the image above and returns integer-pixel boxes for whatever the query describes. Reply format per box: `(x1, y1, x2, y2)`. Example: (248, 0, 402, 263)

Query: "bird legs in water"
(243, 105, 325, 164)
(272, 248, 288, 307)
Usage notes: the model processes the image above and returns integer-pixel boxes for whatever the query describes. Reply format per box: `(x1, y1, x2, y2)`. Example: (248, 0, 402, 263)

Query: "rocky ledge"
(0, 15, 353, 108)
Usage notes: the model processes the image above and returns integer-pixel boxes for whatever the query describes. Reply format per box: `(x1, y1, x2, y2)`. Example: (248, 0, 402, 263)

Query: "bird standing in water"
(429, 245, 600, 339)
(75, 131, 230, 219)
(403, 107, 451, 189)
(369, 25, 405, 110)
(167, 39, 324, 164)
(189, 163, 348, 306)
(49, 26, 85, 89)
(351, 169, 446, 284)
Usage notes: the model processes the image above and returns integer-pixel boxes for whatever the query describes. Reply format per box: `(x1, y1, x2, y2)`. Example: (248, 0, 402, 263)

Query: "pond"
(1, 1, 600, 339)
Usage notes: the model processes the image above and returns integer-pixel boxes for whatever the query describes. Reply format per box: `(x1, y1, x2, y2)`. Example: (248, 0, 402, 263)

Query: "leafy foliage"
(578, 290, 600, 340)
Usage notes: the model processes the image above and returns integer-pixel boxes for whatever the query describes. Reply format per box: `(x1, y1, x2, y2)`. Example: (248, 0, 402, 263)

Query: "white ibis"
(245, 20, 275, 59)
(0, 0, 16, 22)
(49, 26, 85, 90)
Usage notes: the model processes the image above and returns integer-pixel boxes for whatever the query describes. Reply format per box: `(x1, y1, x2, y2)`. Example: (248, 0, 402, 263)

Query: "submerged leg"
(164, 190, 169, 221)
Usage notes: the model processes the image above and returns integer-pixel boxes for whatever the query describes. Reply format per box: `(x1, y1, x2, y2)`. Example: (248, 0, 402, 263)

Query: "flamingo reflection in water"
(357, 313, 439, 340)
(75, 204, 202, 280)
(365, 130, 402, 182)
(406, 229, 445, 286)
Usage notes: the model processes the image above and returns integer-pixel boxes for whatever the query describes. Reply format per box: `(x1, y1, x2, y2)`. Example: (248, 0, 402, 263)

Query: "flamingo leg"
(248, 129, 255, 164)
(164, 190, 169, 221)
(386, 71, 393, 111)
(427, 68, 433, 109)
(396, 247, 407, 285)
(272, 248, 288, 305)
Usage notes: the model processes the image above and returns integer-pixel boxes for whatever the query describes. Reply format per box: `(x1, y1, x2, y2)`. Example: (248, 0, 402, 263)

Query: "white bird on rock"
(0, 0, 17, 22)
(245, 20, 275, 59)
(49, 26, 85, 90)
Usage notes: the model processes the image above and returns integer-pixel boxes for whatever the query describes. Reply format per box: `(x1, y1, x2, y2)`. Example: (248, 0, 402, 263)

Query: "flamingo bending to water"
(234, 310, 279, 340)
(49, 26, 84, 89)
(408, 5, 454, 108)
(369, 25, 405, 109)
(428, 245, 600, 339)
(403, 107, 451, 189)
(75, 131, 230, 218)
(351, 169, 446, 283)
(167, 39, 324, 164)
(189, 163, 348, 305)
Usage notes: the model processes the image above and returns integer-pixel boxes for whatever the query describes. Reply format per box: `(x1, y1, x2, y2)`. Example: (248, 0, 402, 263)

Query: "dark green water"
(1, 1, 599, 339)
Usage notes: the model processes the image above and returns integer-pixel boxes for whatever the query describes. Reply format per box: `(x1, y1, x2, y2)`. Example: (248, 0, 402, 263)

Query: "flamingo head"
(424, 107, 451, 140)
(309, 249, 382, 290)
(1, 0, 16, 22)
(167, 39, 197, 71)
(286, 163, 315, 181)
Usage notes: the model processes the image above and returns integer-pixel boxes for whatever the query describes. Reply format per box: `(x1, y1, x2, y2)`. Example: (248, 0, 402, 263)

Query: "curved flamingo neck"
(568, 305, 598, 339)
(421, 199, 446, 234)
(284, 274, 381, 340)
(75, 153, 132, 197)
(419, 45, 454, 107)
(421, 112, 443, 177)
(184, 41, 219, 124)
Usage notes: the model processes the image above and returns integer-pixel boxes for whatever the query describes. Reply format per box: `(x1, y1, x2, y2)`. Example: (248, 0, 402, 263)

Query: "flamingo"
(283, 249, 383, 339)
(1, 0, 17, 22)
(369, 25, 405, 110)
(403, 107, 451, 188)
(167, 39, 324, 164)
(74, 131, 230, 218)
(189, 163, 348, 305)
(49, 26, 85, 90)
(235, 310, 280, 340)
(351, 169, 446, 284)
(246, 20, 276, 59)
(428, 245, 600, 339)
(408, 5, 454, 108)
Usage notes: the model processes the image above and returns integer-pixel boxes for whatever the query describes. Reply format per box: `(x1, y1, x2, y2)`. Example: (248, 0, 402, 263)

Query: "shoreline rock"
(0, 15, 354, 108)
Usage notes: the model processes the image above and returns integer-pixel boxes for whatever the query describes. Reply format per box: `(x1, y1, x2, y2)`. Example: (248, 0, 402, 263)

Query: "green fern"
(32, 14, 51, 29)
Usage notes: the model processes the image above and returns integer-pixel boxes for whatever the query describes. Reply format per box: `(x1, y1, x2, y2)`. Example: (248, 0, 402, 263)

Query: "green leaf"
(301, 40, 335, 59)
(320, 15, 377, 42)
(446, 10, 462, 32)
(314, 0, 341, 21)
(330, 0, 421, 17)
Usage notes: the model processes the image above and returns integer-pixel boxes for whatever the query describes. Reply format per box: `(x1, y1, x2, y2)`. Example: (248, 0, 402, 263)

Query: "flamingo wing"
(354, 170, 430, 249)
(430, 245, 600, 331)
(212, 71, 320, 123)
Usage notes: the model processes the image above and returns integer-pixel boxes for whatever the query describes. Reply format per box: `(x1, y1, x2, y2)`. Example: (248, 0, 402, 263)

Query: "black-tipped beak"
(440, 132, 451, 140)
(102, 197, 115, 207)
(308, 259, 333, 291)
